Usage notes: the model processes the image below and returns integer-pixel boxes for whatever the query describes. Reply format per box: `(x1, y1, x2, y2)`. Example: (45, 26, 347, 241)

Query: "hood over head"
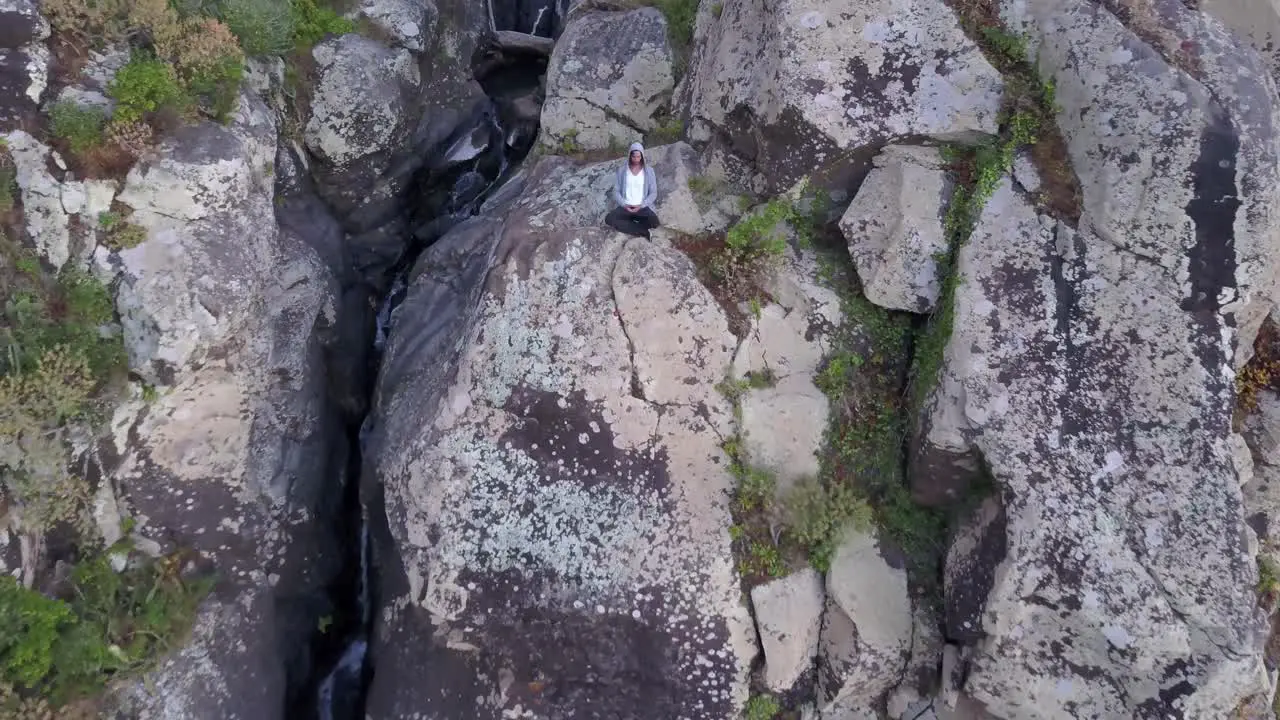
(627, 142, 645, 165)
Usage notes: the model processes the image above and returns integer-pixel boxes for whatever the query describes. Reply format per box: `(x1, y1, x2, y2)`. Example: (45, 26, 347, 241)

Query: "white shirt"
(624, 168, 645, 206)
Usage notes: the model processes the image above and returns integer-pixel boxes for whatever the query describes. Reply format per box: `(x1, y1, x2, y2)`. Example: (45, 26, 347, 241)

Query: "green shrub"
(736, 465, 775, 512)
(49, 103, 107, 155)
(644, 116, 683, 146)
(709, 198, 796, 288)
(687, 174, 720, 208)
(290, 0, 354, 50)
(1, 266, 125, 536)
(0, 577, 74, 688)
(108, 55, 188, 124)
(783, 476, 873, 571)
(0, 554, 213, 703)
(216, 0, 294, 55)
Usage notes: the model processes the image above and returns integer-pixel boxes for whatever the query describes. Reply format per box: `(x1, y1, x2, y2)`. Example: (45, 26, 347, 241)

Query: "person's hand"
(625, 205, 639, 213)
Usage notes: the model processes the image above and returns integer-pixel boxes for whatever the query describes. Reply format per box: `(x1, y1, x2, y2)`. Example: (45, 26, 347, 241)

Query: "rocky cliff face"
(5, 0, 1280, 717)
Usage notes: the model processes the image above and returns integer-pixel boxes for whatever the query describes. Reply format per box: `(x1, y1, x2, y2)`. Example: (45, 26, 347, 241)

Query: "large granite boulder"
(905, 3, 1280, 715)
(303, 33, 421, 273)
(818, 528, 913, 715)
(682, 0, 1002, 192)
(362, 156, 756, 718)
(100, 93, 279, 384)
(840, 144, 951, 314)
(89, 103, 347, 720)
(540, 8, 675, 151)
(920, 177, 1272, 716)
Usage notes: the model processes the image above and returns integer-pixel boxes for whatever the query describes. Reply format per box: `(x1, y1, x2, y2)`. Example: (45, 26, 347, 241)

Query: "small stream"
(307, 22, 550, 717)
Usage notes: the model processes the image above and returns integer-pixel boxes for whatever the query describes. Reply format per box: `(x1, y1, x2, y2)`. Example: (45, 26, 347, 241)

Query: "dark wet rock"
(0, 0, 47, 132)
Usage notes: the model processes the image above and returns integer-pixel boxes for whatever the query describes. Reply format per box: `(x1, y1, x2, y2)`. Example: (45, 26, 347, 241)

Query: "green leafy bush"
(290, 0, 354, 50)
(49, 103, 107, 155)
(0, 554, 213, 703)
(98, 212, 148, 250)
(1, 261, 126, 536)
(216, 0, 293, 55)
(708, 198, 796, 288)
(0, 577, 74, 688)
(108, 55, 188, 124)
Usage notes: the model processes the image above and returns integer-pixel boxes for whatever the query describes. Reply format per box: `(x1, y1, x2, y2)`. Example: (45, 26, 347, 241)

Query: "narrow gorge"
(4, 0, 1280, 718)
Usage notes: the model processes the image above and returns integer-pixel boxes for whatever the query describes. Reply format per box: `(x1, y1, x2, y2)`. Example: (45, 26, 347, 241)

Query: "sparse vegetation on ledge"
(0, 548, 213, 715)
(42, 0, 351, 176)
(948, 0, 1082, 223)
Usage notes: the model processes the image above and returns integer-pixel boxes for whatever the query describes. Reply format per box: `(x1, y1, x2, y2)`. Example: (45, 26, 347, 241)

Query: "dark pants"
(605, 206, 660, 238)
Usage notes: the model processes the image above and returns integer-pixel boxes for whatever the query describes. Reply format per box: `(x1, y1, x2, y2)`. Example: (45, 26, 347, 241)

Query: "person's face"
(630, 151, 642, 163)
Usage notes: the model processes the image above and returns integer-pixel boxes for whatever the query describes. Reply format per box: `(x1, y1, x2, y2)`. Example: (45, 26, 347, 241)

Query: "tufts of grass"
(811, 252, 953, 591)
(948, 1, 1081, 222)
(215, 0, 294, 55)
(49, 103, 107, 156)
(97, 211, 148, 251)
(289, 0, 354, 50)
(744, 693, 781, 720)
(0, 150, 13, 216)
(1, 231, 127, 539)
(687, 174, 719, 209)
(1237, 316, 1280, 421)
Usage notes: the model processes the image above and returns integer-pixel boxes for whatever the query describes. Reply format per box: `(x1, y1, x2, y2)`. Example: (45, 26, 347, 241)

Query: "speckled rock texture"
(104, 141, 346, 720)
(839, 145, 951, 314)
(1, 129, 71, 267)
(97, 92, 280, 384)
(304, 34, 420, 177)
(682, 0, 1002, 193)
(0, 0, 48, 131)
(304, 0, 493, 284)
(919, 171, 1273, 716)
(999, 0, 1280, 370)
(818, 527, 913, 715)
(750, 568, 823, 692)
(358, 0, 438, 52)
(1200, 0, 1280, 79)
(52, 43, 129, 111)
(732, 249, 842, 496)
(540, 8, 674, 151)
(363, 156, 756, 718)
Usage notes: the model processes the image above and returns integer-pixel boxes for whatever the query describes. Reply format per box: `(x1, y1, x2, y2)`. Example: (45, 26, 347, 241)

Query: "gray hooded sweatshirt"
(614, 142, 657, 209)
